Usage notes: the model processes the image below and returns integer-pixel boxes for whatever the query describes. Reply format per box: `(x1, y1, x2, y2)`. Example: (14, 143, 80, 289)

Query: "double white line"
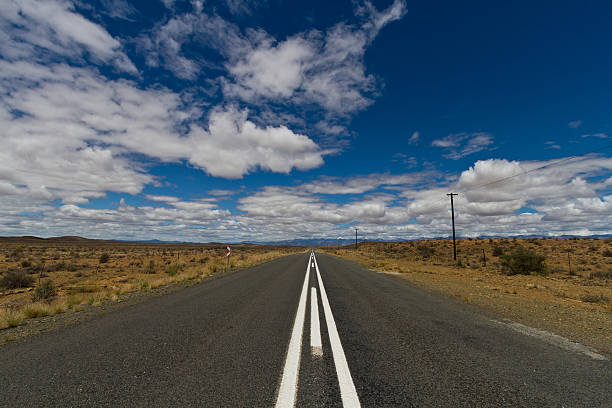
(275, 251, 361, 408)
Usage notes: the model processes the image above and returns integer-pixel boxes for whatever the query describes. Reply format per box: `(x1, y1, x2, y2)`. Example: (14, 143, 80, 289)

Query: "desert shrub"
(68, 285, 98, 294)
(65, 263, 78, 272)
(165, 263, 180, 276)
(602, 249, 612, 257)
(500, 247, 547, 275)
(589, 270, 612, 280)
(32, 280, 56, 302)
(2, 310, 22, 328)
(416, 245, 436, 259)
(138, 280, 150, 291)
(143, 260, 156, 274)
(0, 270, 35, 289)
(99, 253, 110, 264)
(548, 266, 565, 274)
(20, 260, 32, 268)
(9, 247, 24, 260)
(580, 293, 610, 303)
(23, 304, 49, 318)
(492, 246, 504, 257)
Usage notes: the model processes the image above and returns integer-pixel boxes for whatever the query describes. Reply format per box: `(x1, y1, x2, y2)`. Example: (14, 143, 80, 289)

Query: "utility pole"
(447, 193, 458, 261)
(355, 228, 358, 250)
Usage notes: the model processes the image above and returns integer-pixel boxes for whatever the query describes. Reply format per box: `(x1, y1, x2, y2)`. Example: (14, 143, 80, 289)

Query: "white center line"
(275, 254, 311, 408)
(313, 253, 361, 408)
(310, 287, 323, 357)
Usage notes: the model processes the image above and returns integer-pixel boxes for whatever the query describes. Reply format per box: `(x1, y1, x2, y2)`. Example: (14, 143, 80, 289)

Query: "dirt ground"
(321, 237, 612, 357)
(0, 237, 303, 337)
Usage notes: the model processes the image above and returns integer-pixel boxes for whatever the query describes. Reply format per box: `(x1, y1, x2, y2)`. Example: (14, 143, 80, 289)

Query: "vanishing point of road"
(0, 252, 610, 407)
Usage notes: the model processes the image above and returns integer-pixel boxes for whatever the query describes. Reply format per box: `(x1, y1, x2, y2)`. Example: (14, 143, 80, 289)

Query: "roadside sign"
(226, 245, 231, 257)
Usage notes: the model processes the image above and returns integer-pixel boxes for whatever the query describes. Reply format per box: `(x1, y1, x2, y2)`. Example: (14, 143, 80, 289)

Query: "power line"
(459, 142, 612, 194)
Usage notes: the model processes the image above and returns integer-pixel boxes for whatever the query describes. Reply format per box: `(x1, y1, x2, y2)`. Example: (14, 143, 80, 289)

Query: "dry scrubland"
(0, 238, 302, 332)
(322, 237, 612, 355)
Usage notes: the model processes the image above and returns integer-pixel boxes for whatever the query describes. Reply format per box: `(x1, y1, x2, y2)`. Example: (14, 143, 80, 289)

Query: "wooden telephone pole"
(447, 193, 458, 261)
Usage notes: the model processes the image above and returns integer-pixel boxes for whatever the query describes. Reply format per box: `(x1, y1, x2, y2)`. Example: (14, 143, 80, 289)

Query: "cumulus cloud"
(143, 0, 406, 125)
(225, 1, 406, 115)
(0, 0, 136, 72)
(0, 62, 327, 203)
(2, 154, 611, 241)
(186, 107, 327, 178)
(2, 1, 610, 243)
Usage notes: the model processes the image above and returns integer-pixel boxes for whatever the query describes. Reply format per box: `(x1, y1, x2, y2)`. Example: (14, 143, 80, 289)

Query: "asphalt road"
(0, 251, 610, 407)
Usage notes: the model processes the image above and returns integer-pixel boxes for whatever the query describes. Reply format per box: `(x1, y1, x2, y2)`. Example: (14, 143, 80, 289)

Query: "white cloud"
(0, 61, 327, 205)
(303, 172, 436, 195)
(146, 195, 182, 203)
(568, 120, 582, 128)
(545, 141, 561, 149)
(1, 154, 611, 241)
(228, 36, 315, 99)
(408, 131, 420, 144)
(581, 133, 608, 139)
(0, 0, 136, 73)
(185, 106, 327, 178)
(432, 132, 494, 159)
(145, 0, 406, 121)
(224, 0, 265, 16)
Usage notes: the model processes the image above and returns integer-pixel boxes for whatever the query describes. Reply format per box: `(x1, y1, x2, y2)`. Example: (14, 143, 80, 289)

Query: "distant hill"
(0, 234, 609, 246)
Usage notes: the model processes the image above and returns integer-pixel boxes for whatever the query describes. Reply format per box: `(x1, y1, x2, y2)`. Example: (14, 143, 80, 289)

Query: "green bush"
(32, 280, 56, 302)
(165, 263, 180, 276)
(0, 270, 34, 289)
(500, 247, 547, 275)
(492, 246, 504, 257)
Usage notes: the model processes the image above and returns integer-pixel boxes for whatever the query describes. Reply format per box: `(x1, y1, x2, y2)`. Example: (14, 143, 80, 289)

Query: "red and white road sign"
(226, 245, 231, 257)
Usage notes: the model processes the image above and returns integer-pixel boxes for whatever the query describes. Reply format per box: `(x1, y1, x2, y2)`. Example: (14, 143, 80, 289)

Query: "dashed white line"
(274, 253, 312, 408)
(313, 253, 361, 408)
(310, 287, 323, 357)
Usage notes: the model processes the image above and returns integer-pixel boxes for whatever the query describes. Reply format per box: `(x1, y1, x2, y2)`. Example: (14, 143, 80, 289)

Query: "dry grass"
(321, 238, 612, 312)
(0, 240, 303, 328)
(321, 237, 612, 355)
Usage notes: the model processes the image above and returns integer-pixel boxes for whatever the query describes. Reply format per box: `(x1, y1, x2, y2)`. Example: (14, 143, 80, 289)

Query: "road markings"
(310, 287, 323, 357)
(313, 253, 361, 408)
(491, 319, 608, 361)
(275, 253, 312, 408)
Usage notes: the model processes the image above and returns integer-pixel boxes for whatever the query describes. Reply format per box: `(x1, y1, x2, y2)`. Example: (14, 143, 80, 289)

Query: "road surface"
(0, 251, 610, 407)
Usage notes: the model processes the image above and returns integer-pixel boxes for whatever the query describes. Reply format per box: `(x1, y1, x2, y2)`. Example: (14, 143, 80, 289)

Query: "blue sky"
(1, 0, 611, 242)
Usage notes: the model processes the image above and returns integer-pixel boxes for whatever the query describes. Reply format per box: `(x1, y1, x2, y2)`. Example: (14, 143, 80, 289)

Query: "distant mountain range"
(0, 234, 610, 246)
